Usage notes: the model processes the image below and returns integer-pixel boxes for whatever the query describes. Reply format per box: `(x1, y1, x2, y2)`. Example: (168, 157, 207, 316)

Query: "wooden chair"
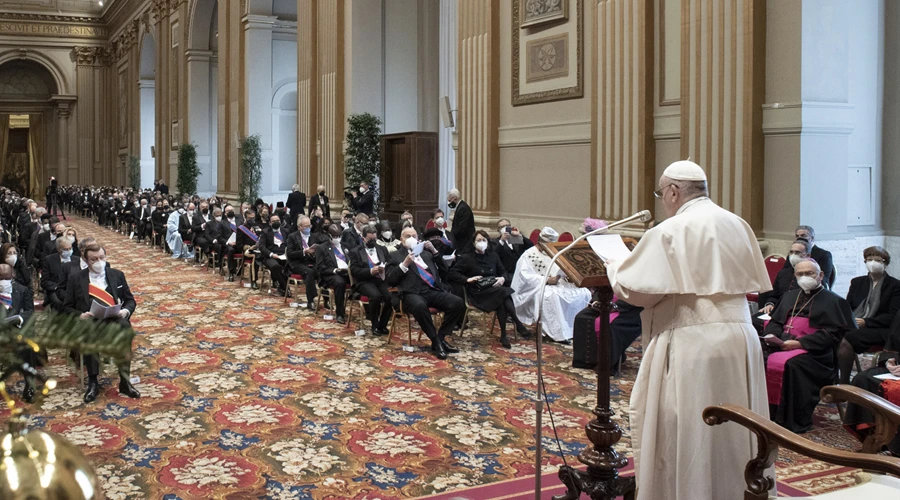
(529, 229, 540, 244)
(558, 231, 574, 242)
(284, 273, 306, 305)
(703, 384, 900, 499)
(346, 271, 372, 329)
(387, 288, 441, 346)
(459, 288, 499, 337)
(747, 255, 786, 305)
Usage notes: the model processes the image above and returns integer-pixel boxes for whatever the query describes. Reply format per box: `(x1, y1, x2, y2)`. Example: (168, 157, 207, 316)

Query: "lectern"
(541, 240, 636, 500)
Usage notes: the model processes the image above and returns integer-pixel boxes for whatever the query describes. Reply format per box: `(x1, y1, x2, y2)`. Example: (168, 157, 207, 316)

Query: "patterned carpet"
(2, 215, 866, 499)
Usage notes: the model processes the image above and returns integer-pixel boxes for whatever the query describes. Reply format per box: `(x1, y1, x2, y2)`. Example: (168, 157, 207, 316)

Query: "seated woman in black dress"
(449, 230, 529, 348)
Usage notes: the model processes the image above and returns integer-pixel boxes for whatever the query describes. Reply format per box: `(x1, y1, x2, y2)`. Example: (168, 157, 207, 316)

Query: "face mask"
(319, 191, 326, 196)
(90, 260, 106, 274)
(475, 241, 488, 252)
(0, 280, 11, 295)
(788, 254, 803, 268)
(66, 236, 75, 244)
(434, 217, 445, 227)
(301, 227, 311, 236)
(246, 219, 256, 226)
(404, 237, 418, 249)
(179, 208, 186, 214)
(797, 276, 819, 292)
(271, 222, 282, 230)
(5, 255, 16, 267)
(359, 187, 367, 193)
(61, 250, 73, 259)
(867, 260, 886, 275)
(447, 201, 457, 209)
(42, 224, 50, 231)
(365, 239, 377, 249)
(201, 209, 209, 215)
(382, 231, 393, 241)
(227, 213, 235, 219)
(215, 216, 222, 222)
(332, 237, 342, 247)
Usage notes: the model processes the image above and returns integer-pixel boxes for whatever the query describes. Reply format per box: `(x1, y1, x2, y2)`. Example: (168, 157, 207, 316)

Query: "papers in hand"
(90, 299, 122, 320)
(874, 372, 900, 381)
(762, 334, 784, 346)
(226, 233, 236, 246)
(587, 234, 631, 264)
(411, 241, 426, 256)
(757, 313, 772, 321)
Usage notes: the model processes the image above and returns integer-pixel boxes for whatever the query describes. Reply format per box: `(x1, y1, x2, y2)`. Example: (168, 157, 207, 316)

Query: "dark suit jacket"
(308, 194, 330, 218)
(234, 223, 262, 253)
(450, 200, 475, 254)
(386, 246, 450, 295)
(178, 213, 193, 239)
(782, 245, 835, 288)
(259, 227, 290, 258)
(315, 240, 352, 281)
(10, 281, 34, 323)
(286, 191, 307, 218)
(846, 273, 900, 329)
(191, 212, 212, 239)
(350, 244, 391, 285)
(136, 205, 152, 223)
(491, 236, 534, 274)
(63, 266, 136, 325)
(351, 190, 375, 216)
(341, 226, 366, 251)
(286, 231, 324, 268)
(40, 253, 69, 306)
(758, 267, 798, 308)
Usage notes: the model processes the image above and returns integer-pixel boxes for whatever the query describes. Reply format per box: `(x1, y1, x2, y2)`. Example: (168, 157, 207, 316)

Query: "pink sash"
(766, 316, 817, 405)
(593, 295, 621, 337)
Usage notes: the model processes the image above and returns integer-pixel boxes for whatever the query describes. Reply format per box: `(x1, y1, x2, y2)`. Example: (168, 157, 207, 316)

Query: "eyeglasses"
(654, 184, 676, 199)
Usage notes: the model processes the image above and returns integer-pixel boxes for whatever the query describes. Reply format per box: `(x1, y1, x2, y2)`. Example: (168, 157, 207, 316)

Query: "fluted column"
(593, 0, 655, 221)
(316, 0, 344, 204)
(439, 0, 458, 215)
(680, 0, 765, 228)
(457, 0, 500, 221)
(297, 0, 318, 194)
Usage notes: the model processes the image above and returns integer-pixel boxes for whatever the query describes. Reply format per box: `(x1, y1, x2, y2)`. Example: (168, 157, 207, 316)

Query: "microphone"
(532, 209, 650, 498)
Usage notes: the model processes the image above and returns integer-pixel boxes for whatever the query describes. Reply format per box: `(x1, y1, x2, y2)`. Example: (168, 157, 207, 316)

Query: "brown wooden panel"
(380, 132, 439, 222)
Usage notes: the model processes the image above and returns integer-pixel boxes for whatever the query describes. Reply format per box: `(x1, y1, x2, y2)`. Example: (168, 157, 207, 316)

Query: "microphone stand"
(533, 210, 650, 500)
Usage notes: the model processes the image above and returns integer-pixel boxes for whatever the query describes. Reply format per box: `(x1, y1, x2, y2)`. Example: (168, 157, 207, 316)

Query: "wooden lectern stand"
(541, 240, 636, 500)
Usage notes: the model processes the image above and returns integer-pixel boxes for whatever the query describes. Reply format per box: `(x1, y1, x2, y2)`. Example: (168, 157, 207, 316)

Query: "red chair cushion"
(359, 296, 370, 304)
(289, 274, 303, 280)
(428, 307, 440, 314)
(746, 292, 759, 302)
(558, 232, 574, 242)
(233, 254, 244, 259)
(529, 229, 540, 244)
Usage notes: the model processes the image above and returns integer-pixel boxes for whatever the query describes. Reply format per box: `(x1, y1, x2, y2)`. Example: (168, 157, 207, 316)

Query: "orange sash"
(89, 283, 115, 307)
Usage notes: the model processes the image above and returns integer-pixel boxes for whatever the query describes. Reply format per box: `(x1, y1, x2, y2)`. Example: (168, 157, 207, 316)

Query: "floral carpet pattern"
(4, 216, 865, 499)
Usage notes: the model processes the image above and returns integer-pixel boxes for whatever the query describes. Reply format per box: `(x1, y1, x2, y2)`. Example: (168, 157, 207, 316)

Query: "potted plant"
(176, 143, 200, 196)
(239, 134, 262, 204)
(344, 113, 383, 212)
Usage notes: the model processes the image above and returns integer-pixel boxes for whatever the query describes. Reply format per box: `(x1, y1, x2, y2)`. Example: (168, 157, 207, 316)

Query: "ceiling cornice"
(0, 12, 104, 24)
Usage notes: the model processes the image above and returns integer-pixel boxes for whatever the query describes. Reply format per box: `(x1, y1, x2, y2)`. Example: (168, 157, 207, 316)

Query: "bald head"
(0, 263, 12, 280)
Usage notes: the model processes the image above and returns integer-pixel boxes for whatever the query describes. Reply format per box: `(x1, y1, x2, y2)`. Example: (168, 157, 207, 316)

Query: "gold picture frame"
(519, 0, 569, 29)
(512, 0, 583, 106)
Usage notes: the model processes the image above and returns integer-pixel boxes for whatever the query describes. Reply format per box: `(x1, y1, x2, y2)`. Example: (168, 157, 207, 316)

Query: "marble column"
(186, 49, 215, 194)
(243, 14, 278, 196)
(54, 100, 74, 185)
(438, 0, 458, 215)
(316, 0, 344, 208)
(297, 0, 318, 195)
(457, 0, 500, 223)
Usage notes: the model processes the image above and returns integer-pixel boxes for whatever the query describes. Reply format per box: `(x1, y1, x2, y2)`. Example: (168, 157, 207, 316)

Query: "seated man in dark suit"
(259, 213, 291, 295)
(341, 213, 368, 251)
(191, 201, 214, 260)
(316, 225, 351, 324)
(350, 226, 393, 336)
(0, 263, 35, 401)
(234, 209, 262, 289)
(492, 218, 533, 275)
(792, 225, 835, 288)
(216, 205, 240, 281)
(40, 236, 74, 311)
(63, 243, 140, 403)
(386, 226, 466, 360)
(837, 245, 900, 384)
(178, 202, 196, 244)
(752, 240, 808, 334)
(286, 215, 322, 310)
(135, 198, 152, 242)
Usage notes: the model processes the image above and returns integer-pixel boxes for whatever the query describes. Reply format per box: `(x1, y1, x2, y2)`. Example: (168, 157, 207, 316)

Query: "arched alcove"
(187, 0, 219, 196)
(138, 33, 157, 190)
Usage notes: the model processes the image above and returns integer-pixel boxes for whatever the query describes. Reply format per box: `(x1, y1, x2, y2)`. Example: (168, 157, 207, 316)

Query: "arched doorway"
(139, 33, 157, 190)
(187, 0, 218, 196)
(0, 60, 57, 197)
(272, 86, 297, 193)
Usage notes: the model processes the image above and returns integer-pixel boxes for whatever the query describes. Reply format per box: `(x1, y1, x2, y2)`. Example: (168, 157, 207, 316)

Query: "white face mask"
(797, 276, 819, 292)
(66, 236, 75, 244)
(5, 255, 16, 267)
(215, 216, 222, 222)
(332, 237, 342, 247)
(382, 231, 393, 241)
(788, 254, 803, 268)
(0, 279, 11, 295)
(42, 224, 50, 231)
(90, 260, 106, 274)
(404, 237, 418, 249)
(434, 217, 445, 227)
(867, 260, 886, 275)
(61, 250, 73, 260)
(475, 241, 488, 252)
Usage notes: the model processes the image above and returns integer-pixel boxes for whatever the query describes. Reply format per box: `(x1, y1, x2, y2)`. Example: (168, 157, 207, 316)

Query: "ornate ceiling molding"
(109, 18, 140, 61)
(0, 12, 104, 24)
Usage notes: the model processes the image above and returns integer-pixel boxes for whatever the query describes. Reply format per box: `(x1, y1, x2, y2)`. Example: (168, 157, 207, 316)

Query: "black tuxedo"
(450, 200, 475, 254)
(315, 240, 350, 316)
(178, 212, 193, 242)
(286, 231, 324, 304)
(286, 191, 307, 224)
(9, 281, 34, 323)
(491, 236, 534, 274)
(341, 225, 366, 251)
(844, 273, 900, 351)
(32, 230, 54, 266)
(259, 227, 291, 291)
(40, 252, 70, 310)
(350, 244, 393, 330)
(308, 193, 330, 218)
(135, 205, 152, 240)
(385, 246, 465, 344)
(63, 266, 136, 378)
(191, 212, 214, 254)
(235, 223, 262, 282)
(351, 190, 375, 216)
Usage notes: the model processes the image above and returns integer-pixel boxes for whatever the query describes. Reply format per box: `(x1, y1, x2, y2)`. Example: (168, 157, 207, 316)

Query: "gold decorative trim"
(0, 13, 103, 24)
(511, 0, 583, 106)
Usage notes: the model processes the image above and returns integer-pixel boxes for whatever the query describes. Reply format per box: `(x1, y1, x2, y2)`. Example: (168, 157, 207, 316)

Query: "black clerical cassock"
(763, 286, 855, 433)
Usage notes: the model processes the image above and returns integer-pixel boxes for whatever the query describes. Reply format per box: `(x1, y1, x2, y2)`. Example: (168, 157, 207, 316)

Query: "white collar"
(676, 196, 710, 215)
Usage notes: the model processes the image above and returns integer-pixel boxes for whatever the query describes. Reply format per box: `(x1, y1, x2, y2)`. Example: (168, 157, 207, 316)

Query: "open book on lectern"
(586, 234, 632, 264)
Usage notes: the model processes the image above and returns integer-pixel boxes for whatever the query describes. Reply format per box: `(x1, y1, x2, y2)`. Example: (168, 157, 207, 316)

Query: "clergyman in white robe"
(511, 246, 591, 341)
(607, 161, 772, 500)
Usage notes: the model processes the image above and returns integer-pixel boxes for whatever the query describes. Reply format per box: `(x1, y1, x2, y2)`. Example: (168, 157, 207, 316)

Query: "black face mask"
(319, 191, 325, 196)
(246, 219, 256, 226)
(447, 201, 458, 209)
(201, 209, 208, 215)
(226, 212, 235, 219)
(271, 222, 281, 230)
(365, 239, 377, 249)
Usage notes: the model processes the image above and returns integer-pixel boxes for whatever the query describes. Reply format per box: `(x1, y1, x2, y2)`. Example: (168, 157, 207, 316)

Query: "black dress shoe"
(251, 282, 259, 290)
(373, 327, 389, 336)
(336, 315, 347, 324)
(84, 381, 100, 403)
(22, 385, 35, 404)
(118, 379, 141, 399)
(306, 303, 316, 312)
(500, 333, 512, 349)
(440, 340, 460, 354)
(228, 274, 235, 282)
(432, 342, 448, 360)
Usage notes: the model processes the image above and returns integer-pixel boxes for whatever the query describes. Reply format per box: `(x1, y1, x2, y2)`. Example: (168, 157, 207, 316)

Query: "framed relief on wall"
(512, 0, 583, 106)
(519, 0, 569, 29)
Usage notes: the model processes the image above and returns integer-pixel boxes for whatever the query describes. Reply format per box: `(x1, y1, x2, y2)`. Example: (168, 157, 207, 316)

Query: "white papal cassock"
(608, 197, 772, 500)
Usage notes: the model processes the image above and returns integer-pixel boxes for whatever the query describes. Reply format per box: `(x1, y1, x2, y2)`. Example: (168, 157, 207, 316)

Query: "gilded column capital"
(71, 46, 110, 66)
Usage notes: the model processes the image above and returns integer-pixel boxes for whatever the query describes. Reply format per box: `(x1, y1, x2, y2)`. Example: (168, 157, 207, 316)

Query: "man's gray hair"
(213, 207, 223, 216)
(297, 215, 310, 225)
(447, 188, 461, 199)
(792, 239, 812, 254)
(292, 184, 300, 191)
(796, 225, 815, 239)
(56, 237, 72, 250)
(672, 179, 708, 199)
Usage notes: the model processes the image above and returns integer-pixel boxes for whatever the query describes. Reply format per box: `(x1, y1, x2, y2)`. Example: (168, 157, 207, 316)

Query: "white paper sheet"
(587, 234, 631, 263)
(874, 373, 900, 381)
(90, 300, 122, 320)
(757, 313, 772, 321)
(226, 232, 236, 246)
(412, 242, 426, 256)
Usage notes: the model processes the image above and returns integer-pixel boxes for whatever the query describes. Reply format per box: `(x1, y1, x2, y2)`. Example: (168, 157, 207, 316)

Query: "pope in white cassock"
(606, 160, 772, 500)
(511, 227, 591, 342)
